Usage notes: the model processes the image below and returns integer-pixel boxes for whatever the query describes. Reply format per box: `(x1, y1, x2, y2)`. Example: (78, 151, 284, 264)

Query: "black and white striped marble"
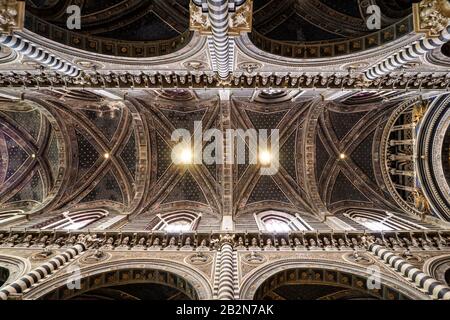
(365, 25, 450, 80)
(0, 34, 81, 77)
(0, 243, 85, 300)
(369, 243, 450, 300)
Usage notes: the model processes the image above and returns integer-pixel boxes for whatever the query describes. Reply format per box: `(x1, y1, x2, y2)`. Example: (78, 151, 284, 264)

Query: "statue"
(264, 238, 274, 250)
(389, 237, 401, 250)
(435, 236, 446, 248)
(402, 237, 411, 247)
(190, 252, 209, 264)
(351, 237, 359, 248)
(32, 235, 48, 248)
(418, 237, 431, 250)
(249, 237, 260, 250)
(17, 234, 33, 247)
(197, 239, 209, 251)
(133, 237, 146, 250)
(235, 237, 245, 250)
(410, 236, 420, 249)
(323, 237, 331, 248)
(148, 237, 162, 250)
(49, 236, 65, 249)
(164, 237, 178, 250)
(2, 234, 19, 247)
(34, 248, 53, 260)
(331, 238, 338, 249)
(338, 238, 346, 249)
(181, 237, 193, 250)
(246, 251, 264, 263)
(279, 238, 290, 250)
(118, 236, 130, 249)
(102, 237, 115, 250)
(309, 238, 317, 249)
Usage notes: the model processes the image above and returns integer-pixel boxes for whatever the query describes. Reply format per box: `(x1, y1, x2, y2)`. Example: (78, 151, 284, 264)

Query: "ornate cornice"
(1, 229, 450, 252)
(1, 72, 450, 90)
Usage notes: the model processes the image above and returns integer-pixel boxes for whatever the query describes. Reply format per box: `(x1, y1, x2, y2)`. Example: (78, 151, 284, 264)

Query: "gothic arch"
(0, 254, 31, 288)
(24, 259, 213, 300)
(0, 97, 68, 216)
(424, 254, 450, 286)
(239, 259, 426, 300)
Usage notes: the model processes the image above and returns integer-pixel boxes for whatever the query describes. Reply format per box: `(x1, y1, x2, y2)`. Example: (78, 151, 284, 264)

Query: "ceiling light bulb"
(339, 153, 346, 160)
(259, 149, 272, 166)
(104, 153, 110, 159)
(179, 147, 193, 164)
(31, 154, 36, 158)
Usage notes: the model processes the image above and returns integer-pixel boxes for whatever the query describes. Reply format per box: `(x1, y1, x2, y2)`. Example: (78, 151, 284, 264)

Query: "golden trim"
(413, 0, 450, 38)
(0, 0, 25, 34)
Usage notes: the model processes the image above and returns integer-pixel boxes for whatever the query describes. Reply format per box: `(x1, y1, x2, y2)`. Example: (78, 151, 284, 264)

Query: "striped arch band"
(0, 243, 86, 300)
(0, 34, 81, 77)
(369, 243, 450, 300)
(365, 25, 450, 80)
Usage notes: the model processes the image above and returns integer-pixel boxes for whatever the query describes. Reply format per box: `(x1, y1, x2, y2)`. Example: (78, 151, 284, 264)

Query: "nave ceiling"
(0, 88, 447, 231)
(0, 0, 448, 232)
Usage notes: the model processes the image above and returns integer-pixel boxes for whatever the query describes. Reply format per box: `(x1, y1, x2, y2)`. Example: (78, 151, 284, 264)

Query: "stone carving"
(48, 237, 65, 249)
(279, 238, 291, 251)
(343, 249, 373, 266)
(132, 237, 147, 250)
(243, 251, 266, 264)
(187, 252, 211, 265)
(235, 237, 246, 250)
(0, 230, 449, 254)
(238, 62, 261, 74)
(181, 237, 194, 251)
(117, 236, 130, 250)
(414, 0, 450, 37)
(0, 0, 25, 34)
(102, 237, 115, 250)
(31, 248, 54, 261)
(264, 239, 275, 251)
(189, 2, 210, 33)
(1, 234, 19, 247)
(196, 239, 209, 251)
(148, 237, 162, 251)
(80, 249, 111, 264)
(164, 237, 178, 250)
(16, 235, 33, 248)
(249, 237, 260, 251)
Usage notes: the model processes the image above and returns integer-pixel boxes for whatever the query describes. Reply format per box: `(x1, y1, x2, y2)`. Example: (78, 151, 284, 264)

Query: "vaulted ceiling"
(253, 0, 412, 42)
(25, 0, 192, 57)
(23, 0, 414, 58)
(0, 88, 420, 229)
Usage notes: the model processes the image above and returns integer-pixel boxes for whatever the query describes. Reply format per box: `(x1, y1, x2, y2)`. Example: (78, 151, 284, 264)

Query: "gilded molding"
(0, 0, 24, 34)
(413, 0, 450, 37)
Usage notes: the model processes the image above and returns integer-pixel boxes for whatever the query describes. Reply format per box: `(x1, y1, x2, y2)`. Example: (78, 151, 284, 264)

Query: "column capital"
(413, 0, 450, 37)
(219, 233, 235, 246)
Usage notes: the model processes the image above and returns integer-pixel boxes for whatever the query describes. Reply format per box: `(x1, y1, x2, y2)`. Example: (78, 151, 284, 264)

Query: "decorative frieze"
(1, 72, 450, 90)
(1, 230, 450, 253)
